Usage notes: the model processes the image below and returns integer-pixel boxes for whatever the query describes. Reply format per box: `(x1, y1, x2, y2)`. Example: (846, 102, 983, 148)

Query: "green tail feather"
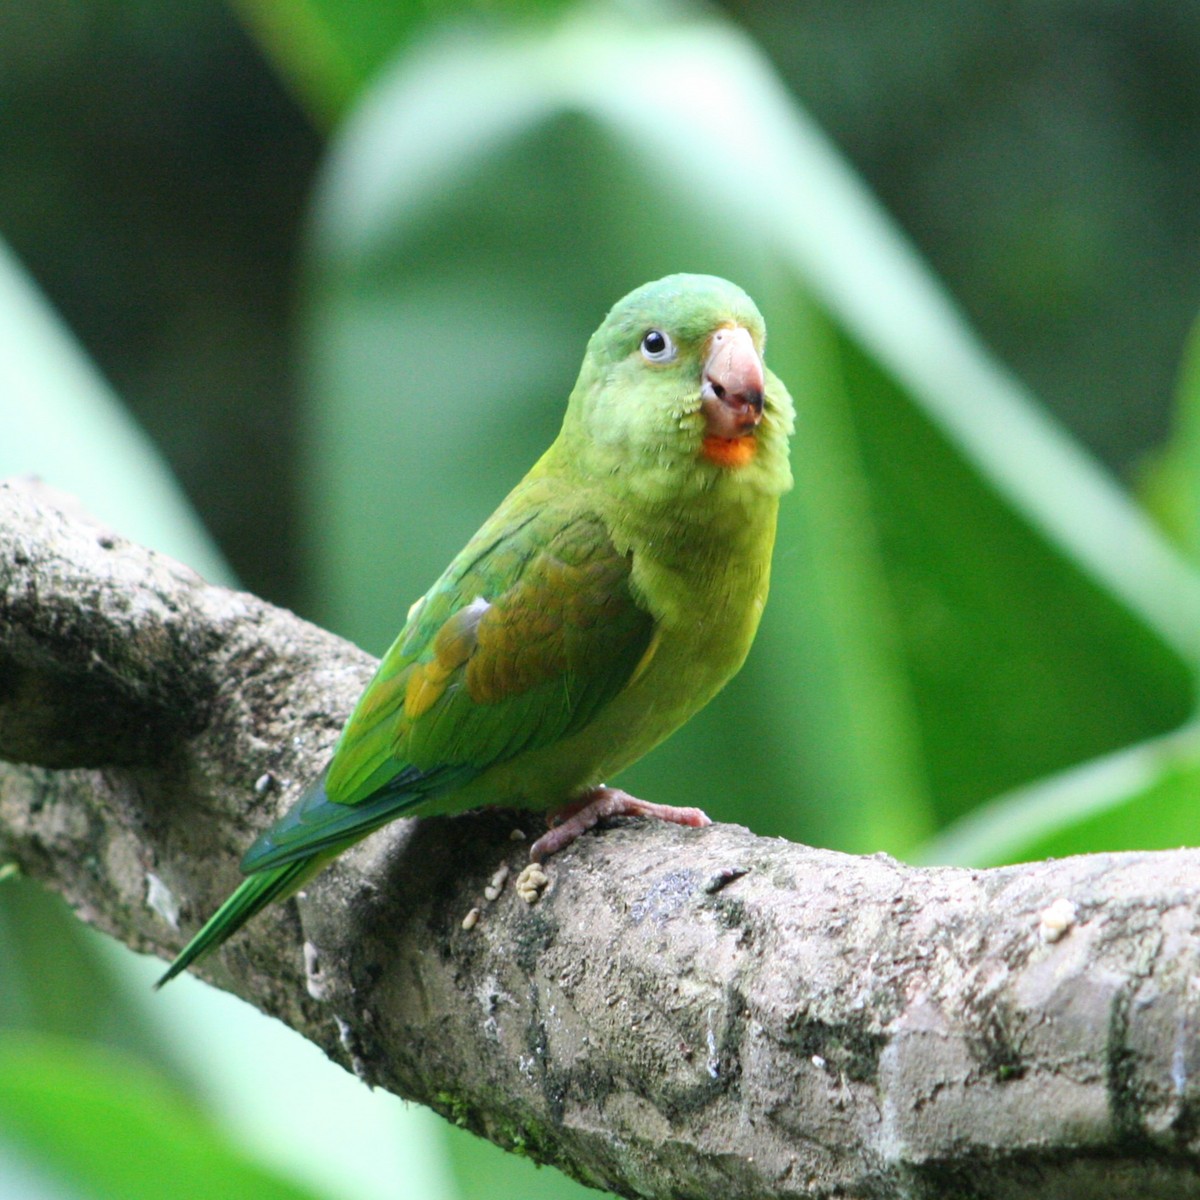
(154, 858, 314, 988)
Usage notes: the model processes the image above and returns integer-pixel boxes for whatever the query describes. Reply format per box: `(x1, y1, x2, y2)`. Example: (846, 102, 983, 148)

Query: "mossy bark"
(4, 478, 1200, 1199)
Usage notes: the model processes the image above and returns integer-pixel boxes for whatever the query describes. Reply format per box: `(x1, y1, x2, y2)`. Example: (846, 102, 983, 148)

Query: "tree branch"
(3, 477, 1200, 1199)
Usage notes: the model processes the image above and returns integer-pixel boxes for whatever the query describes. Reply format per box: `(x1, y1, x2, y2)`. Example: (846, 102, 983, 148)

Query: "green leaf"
(229, 0, 578, 124)
(1141, 311, 1200, 565)
(301, 4, 1198, 860)
(0, 1033, 323, 1200)
(917, 720, 1200, 867)
(0, 882, 175, 1068)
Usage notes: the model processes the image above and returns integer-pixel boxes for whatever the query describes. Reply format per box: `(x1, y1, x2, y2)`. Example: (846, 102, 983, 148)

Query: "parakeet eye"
(640, 329, 675, 362)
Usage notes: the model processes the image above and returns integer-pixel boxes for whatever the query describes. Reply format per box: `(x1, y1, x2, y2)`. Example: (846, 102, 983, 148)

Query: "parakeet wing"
(241, 478, 656, 872)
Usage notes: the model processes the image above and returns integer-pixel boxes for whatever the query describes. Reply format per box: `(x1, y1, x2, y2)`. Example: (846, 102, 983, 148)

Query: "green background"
(3, 2, 1200, 1197)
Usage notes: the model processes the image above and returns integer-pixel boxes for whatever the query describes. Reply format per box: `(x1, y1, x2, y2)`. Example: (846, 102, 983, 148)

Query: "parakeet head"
(561, 274, 794, 505)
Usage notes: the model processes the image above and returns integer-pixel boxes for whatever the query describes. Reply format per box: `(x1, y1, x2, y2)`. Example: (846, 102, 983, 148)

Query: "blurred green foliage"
(0, 1032, 324, 1200)
(3, 1, 1200, 1198)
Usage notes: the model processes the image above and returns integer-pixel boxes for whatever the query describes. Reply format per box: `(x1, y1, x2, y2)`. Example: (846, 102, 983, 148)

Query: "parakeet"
(156, 273, 794, 987)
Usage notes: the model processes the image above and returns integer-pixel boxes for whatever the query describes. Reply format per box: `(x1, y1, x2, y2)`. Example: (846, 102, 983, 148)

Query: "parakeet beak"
(700, 326, 765, 440)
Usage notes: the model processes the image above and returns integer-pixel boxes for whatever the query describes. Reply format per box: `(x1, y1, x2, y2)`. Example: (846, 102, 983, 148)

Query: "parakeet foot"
(529, 786, 711, 862)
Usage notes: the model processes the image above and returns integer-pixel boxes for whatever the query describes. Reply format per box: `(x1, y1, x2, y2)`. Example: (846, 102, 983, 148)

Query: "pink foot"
(528, 786, 711, 862)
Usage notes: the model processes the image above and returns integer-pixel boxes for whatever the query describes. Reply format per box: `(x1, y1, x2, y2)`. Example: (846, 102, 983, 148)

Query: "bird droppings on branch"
(483, 863, 510, 903)
(515, 863, 549, 905)
(1037, 896, 1078, 943)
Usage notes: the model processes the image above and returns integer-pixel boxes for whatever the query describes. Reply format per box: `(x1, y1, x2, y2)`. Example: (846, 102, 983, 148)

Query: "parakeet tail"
(154, 768, 465, 989)
(154, 858, 313, 989)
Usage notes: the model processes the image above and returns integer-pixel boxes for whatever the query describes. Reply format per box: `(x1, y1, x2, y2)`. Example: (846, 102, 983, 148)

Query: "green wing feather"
(298, 478, 653, 813)
(324, 478, 655, 801)
(157, 478, 655, 984)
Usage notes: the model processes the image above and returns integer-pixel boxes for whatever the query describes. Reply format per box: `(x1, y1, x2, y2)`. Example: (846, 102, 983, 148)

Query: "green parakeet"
(157, 273, 794, 987)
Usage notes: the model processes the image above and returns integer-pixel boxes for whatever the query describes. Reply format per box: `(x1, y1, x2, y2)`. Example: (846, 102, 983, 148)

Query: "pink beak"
(700, 326, 765, 439)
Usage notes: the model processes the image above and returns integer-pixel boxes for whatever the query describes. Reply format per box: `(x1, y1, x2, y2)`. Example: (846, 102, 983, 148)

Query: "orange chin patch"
(702, 435, 757, 469)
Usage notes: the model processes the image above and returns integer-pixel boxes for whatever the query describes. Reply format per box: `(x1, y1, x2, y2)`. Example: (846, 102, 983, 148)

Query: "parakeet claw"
(529, 786, 711, 862)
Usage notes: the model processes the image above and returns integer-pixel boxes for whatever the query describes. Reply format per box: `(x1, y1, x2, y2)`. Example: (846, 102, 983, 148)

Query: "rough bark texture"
(3, 476, 1200, 1199)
